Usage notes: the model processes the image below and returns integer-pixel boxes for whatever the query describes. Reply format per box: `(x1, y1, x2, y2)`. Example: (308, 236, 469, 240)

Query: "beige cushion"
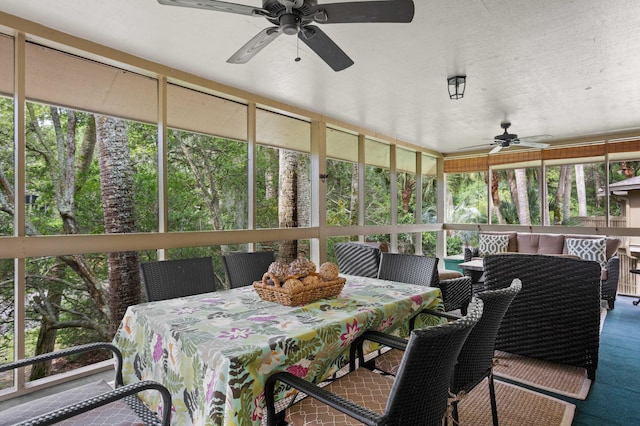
(438, 270, 463, 281)
(373, 348, 403, 375)
(516, 233, 565, 254)
(284, 368, 391, 425)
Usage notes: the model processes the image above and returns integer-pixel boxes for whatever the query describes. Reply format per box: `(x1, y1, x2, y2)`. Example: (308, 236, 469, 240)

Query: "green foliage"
(365, 166, 391, 226)
(446, 172, 488, 224)
(326, 159, 358, 226)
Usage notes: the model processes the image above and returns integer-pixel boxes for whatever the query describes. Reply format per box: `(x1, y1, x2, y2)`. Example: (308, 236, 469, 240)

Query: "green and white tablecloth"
(112, 274, 443, 425)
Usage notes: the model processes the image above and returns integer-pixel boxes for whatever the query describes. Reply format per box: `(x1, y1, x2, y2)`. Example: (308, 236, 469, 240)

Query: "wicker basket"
(253, 273, 346, 306)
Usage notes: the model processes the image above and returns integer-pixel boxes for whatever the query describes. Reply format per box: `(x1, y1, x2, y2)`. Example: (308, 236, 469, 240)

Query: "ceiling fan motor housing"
(279, 13, 301, 34)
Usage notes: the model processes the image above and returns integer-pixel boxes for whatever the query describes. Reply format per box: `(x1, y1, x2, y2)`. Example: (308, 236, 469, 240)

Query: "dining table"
(112, 274, 444, 426)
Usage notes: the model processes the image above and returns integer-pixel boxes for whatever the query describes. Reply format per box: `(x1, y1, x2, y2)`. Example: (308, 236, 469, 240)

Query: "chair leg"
(488, 372, 499, 426)
(451, 399, 460, 426)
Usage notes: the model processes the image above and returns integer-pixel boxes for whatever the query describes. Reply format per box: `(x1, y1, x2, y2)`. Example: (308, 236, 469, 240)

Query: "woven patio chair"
(334, 242, 382, 278)
(263, 298, 483, 426)
(483, 253, 602, 380)
(602, 255, 620, 309)
(222, 251, 275, 288)
(140, 256, 216, 302)
(374, 279, 522, 426)
(0, 342, 171, 425)
(377, 252, 472, 313)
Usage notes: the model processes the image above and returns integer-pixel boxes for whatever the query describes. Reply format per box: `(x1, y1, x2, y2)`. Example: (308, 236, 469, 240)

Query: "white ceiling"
(2, 0, 640, 155)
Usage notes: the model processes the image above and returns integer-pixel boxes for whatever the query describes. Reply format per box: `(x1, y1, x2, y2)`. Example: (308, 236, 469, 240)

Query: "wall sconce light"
(447, 75, 466, 99)
(319, 173, 328, 183)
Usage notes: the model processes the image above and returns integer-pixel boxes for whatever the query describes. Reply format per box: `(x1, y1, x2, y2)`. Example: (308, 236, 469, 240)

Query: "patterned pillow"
(566, 238, 607, 268)
(478, 234, 510, 256)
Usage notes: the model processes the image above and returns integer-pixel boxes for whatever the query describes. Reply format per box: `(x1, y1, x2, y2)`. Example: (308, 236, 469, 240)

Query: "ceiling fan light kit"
(447, 75, 466, 99)
(157, 0, 416, 71)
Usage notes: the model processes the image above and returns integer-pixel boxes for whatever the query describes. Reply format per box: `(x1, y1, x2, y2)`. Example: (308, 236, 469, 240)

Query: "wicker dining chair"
(377, 252, 472, 313)
(334, 242, 383, 278)
(0, 343, 171, 426)
(264, 298, 483, 426)
(374, 279, 522, 426)
(140, 256, 216, 302)
(222, 251, 275, 288)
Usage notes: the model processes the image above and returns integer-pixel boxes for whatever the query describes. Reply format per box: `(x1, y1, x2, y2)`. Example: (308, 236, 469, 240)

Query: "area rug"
(491, 306, 607, 400)
(492, 350, 591, 400)
(456, 378, 575, 426)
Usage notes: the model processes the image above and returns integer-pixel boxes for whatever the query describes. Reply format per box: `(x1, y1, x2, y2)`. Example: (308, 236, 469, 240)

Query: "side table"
(459, 259, 486, 293)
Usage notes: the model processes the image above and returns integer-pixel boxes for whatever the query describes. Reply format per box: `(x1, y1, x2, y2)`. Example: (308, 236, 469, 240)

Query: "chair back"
(384, 298, 483, 425)
(451, 279, 522, 393)
(483, 253, 601, 376)
(222, 251, 275, 288)
(377, 252, 439, 287)
(334, 242, 382, 278)
(140, 256, 216, 302)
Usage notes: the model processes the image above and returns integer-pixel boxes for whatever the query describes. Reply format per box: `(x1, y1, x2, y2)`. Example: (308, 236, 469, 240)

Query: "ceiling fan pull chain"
(295, 36, 301, 62)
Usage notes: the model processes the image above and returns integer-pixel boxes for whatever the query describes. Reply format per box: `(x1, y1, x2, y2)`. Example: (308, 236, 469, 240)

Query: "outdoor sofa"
(464, 232, 621, 309)
(482, 253, 602, 380)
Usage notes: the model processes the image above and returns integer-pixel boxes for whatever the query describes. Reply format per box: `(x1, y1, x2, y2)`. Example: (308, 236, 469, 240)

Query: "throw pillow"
(566, 238, 607, 269)
(478, 234, 510, 256)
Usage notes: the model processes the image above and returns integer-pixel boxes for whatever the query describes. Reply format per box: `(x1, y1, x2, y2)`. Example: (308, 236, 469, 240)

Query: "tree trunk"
(555, 165, 568, 224)
(29, 281, 62, 380)
(575, 164, 587, 216)
(297, 155, 310, 229)
(490, 171, 505, 224)
(278, 150, 298, 263)
(514, 168, 531, 225)
(96, 116, 140, 337)
(350, 163, 358, 225)
(563, 165, 573, 222)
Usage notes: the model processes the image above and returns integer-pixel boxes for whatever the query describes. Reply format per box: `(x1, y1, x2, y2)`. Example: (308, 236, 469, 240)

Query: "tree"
(278, 150, 299, 263)
(96, 116, 140, 336)
(491, 171, 505, 224)
(575, 164, 587, 217)
(514, 169, 531, 225)
(23, 106, 107, 378)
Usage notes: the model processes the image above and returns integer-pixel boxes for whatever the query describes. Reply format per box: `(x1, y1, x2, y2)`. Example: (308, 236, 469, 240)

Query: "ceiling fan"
(157, 0, 415, 71)
(464, 122, 552, 154)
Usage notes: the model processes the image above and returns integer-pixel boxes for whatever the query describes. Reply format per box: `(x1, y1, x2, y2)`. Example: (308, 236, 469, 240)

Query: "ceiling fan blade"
(519, 134, 553, 143)
(489, 145, 503, 154)
(299, 25, 354, 71)
(157, 0, 269, 17)
(227, 27, 282, 64)
(459, 143, 496, 151)
(517, 140, 550, 149)
(307, 0, 415, 24)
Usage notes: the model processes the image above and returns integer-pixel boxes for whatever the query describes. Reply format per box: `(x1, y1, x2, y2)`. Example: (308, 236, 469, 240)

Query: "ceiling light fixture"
(448, 75, 466, 99)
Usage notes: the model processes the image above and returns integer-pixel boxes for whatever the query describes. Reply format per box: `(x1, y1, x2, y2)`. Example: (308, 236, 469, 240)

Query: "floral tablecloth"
(112, 274, 443, 425)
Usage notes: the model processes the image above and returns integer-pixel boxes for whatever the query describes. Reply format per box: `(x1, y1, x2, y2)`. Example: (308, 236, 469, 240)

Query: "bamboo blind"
(488, 150, 541, 167)
(444, 156, 488, 173)
(446, 140, 640, 173)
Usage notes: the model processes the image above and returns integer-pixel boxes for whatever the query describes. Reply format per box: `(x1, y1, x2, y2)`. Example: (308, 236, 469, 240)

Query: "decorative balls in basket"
(253, 257, 346, 306)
